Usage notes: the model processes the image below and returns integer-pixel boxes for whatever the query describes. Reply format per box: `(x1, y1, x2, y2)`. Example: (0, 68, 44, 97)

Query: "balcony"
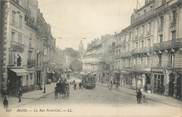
(153, 38, 182, 51)
(27, 59, 36, 68)
(11, 41, 24, 52)
(131, 47, 152, 55)
(153, 40, 171, 51)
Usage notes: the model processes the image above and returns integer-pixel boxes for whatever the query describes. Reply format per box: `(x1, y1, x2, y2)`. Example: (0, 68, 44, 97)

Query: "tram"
(82, 73, 96, 89)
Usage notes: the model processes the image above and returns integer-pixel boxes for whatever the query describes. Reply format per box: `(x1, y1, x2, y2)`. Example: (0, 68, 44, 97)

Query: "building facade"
(113, 0, 182, 100)
(1, 0, 56, 95)
(82, 35, 113, 82)
(0, 0, 3, 95)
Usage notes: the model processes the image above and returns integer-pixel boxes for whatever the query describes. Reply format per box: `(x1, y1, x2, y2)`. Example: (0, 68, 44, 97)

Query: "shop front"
(176, 73, 182, 100)
(130, 69, 152, 91)
(168, 71, 182, 100)
(8, 68, 28, 95)
(151, 68, 166, 95)
(120, 70, 131, 86)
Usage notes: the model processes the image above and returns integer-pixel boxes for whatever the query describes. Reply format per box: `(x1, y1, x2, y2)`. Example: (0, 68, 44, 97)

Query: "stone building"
(82, 35, 113, 82)
(0, 0, 3, 95)
(113, 0, 182, 100)
(1, 0, 56, 95)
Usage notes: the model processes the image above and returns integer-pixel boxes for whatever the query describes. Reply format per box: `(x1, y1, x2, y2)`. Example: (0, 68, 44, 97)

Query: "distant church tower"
(79, 40, 85, 58)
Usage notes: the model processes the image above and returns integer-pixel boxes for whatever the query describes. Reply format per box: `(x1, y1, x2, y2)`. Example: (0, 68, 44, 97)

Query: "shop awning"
(10, 68, 28, 76)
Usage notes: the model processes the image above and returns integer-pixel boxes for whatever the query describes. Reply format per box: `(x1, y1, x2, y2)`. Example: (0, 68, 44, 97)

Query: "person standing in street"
(79, 82, 82, 89)
(18, 87, 22, 103)
(73, 80, 77, 90)
(3, 96, 8, 110)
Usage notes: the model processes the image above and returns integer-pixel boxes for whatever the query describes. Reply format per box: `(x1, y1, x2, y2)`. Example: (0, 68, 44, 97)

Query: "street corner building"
(0, 0, 56, 96)
(112, 0, 182, 100)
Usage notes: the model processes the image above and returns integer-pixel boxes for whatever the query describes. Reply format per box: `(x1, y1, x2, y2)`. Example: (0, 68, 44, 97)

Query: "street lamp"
(43, 47, 47, 93)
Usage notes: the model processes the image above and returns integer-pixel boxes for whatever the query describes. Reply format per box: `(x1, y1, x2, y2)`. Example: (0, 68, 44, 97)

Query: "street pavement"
(0, 76, 182, 117)
(0, 83, 56, 109)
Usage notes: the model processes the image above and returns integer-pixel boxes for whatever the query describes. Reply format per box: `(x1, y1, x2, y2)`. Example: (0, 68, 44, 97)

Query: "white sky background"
(38, 0, 144, 50)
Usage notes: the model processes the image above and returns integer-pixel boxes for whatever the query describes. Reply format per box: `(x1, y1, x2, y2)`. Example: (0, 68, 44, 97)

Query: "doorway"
(169, 73, 175, 97)
(176, 76, 182, 99)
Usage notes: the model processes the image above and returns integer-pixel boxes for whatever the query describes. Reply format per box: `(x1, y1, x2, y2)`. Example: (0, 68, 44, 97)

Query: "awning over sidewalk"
(10, 68, 28, 76)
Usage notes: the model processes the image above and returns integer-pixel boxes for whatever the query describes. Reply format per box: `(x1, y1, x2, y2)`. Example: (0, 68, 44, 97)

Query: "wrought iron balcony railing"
(153, 38, 182, 51)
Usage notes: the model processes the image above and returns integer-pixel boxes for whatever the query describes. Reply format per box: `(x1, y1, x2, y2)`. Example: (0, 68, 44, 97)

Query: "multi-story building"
(82, 35, 113, 82)
(0, 0, 3, 95)
(113, 0, 182, 100)
(36, 10, 56, 86)
(1, 0, 56, 95)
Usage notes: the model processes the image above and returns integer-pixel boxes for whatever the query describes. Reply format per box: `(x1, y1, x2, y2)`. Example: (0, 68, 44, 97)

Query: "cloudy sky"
(38, 0, 144, 50)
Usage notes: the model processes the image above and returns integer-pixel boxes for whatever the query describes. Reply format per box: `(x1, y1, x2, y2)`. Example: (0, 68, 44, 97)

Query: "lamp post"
(43, 47, 47, 93)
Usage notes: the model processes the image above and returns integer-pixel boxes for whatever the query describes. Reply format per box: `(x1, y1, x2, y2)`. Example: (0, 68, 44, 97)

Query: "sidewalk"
(0, 83, 56, 109)
(97, 83, 182, 108)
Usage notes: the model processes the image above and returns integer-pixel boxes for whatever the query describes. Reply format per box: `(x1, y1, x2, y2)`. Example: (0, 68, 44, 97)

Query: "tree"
(70, 59, 82, 72)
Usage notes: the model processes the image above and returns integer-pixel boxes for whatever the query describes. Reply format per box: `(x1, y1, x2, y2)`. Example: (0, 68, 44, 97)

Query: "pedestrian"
(74, 82, 77, 90)
(55, 86, 58, 99)
(3, 96, 8, 110)
(18, 87, 22, 103)
(136, 89, 142, 104)
(79, 82, 82, 89)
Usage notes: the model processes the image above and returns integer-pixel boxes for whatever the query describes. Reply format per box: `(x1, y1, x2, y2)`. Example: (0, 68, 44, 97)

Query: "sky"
(38, 0, 144, 50)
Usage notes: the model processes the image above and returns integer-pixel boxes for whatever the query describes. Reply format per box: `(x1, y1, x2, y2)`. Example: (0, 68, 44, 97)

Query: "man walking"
(136, 89, 142, 104)
(3, 96, 8, 110)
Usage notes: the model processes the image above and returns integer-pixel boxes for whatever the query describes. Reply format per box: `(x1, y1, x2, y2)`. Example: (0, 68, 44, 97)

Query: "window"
(147, 56, 150, 66)
(158, 54, 162, 66)
(148, 22, 151, 33)
(18, 33, 22, 44)
(142, 25, 145, 34)
(11, 31, 15, 41)
(19, 15, 23, 28)
(136, 42, 138, 49)
(160, 16, 164, 31)
(159, 34, 163, 43)
(172, 31, 176, 40)
(141, 40, 144, 48)
(172, 10, 177, 25)
(148, 39, 151, 47)
(12, 11, 16, 25)
(168, 54, 173, 67)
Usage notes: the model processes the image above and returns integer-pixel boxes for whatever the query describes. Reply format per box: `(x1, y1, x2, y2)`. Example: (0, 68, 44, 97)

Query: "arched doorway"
(168, 73, 175, 97)
(176, 76, 182, 99)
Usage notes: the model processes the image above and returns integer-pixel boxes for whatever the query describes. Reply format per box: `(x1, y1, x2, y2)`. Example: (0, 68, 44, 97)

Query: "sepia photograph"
(0, 0, 182, 117)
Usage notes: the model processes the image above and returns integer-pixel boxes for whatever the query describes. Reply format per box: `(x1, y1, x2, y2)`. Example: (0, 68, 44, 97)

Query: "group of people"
(108, 79, 120, 90)
(71, 80, 82, 90)
(55, 79, 70, 99)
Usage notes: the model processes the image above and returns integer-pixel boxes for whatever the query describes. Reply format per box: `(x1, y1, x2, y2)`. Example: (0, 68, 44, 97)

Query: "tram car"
(82, 73, 96, 89)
